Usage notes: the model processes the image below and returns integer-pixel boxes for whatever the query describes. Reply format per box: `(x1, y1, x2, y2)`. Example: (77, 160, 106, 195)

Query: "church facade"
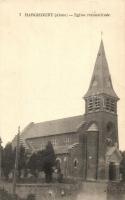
(13, 39, 122, 181)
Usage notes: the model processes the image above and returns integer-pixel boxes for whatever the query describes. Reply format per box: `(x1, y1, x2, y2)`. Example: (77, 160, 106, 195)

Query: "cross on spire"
(101, 31, 103, 40)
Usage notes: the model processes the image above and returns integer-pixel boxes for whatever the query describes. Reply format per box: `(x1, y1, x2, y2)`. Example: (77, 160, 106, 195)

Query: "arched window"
(106, 122, 115, 145)
(64, 157, 67, 162)
(51, 138, 57, 146)
(74, 158, 78, 168)
(94, 96, 101, 111)
(65, 136, 70, 145)
(105, 98, 116, 113)
(88, 97, 94, 112)
(107, 122, 114, 137)
(56, 158, 62, 171)
(56, 157, 62, 164)
(87, 96, 101, 112)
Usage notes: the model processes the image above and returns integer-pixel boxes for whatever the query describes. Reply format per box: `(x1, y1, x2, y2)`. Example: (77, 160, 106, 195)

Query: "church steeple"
(82, 39, 120, 181)
(84, 40, 119, 114)
(84, 40, 118, 99)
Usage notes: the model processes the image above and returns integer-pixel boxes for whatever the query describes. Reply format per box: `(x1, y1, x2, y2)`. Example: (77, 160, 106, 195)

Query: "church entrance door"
(109, 162, 117, 181)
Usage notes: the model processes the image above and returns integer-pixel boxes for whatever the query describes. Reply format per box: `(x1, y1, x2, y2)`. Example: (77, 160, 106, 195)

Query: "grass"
(0, 188, 35, 200)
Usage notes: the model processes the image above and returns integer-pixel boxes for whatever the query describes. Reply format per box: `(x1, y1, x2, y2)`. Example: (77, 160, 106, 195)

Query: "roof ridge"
(35, 115, 84, 125)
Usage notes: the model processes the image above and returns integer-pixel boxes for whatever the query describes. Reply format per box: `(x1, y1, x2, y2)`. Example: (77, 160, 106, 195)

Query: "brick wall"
(68, 143, 84, 178)
(83, 112, 118, 180)
(27, 132, 79, 151)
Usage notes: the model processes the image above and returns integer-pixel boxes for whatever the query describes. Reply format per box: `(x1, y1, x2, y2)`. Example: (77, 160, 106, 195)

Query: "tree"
(18, 145, 28, 178)
(26, 141, 56, 182)
(26, 149, 47, 177)
(42, 141, 56, 183)
(2, 143, 15, 179)
(35, 150, 45, 171)
(27, 152, 38, 177)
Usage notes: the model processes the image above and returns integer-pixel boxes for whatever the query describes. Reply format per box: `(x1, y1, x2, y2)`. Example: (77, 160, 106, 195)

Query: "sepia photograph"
(0, 0, 125, 199)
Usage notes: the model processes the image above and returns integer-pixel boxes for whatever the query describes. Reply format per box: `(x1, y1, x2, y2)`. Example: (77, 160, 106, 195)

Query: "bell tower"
(83, 39, 120, 180)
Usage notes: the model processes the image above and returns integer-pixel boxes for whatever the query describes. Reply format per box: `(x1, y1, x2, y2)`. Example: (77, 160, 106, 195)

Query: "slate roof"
(20, 115, 85, 141)
(84, 40, 119, 99)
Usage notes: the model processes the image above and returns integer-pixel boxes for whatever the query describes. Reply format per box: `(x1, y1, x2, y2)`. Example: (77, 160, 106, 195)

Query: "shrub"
(27, 194, 35, 200)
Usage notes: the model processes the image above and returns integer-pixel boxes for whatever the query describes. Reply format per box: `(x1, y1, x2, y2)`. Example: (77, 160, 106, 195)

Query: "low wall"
(1, 180, 125, 200)
(16, 183, 80, 200)
(107, 182, 125, 200)
(0, 181, 80, 200)
(16, 181, 107, 200)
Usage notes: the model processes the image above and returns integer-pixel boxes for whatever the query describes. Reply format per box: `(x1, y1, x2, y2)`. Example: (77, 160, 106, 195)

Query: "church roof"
(20, 115, 84, 141)
(84, 40, 119, 99)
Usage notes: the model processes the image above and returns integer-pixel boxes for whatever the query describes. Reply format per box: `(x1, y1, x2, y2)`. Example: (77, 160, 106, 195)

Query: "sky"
(0, 0, 125, 150)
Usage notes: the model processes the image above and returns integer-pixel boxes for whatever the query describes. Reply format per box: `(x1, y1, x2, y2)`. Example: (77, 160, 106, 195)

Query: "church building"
(12, 39, 122, 181)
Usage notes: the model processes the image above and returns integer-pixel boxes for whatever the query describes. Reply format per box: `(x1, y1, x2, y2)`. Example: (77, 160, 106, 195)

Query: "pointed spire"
(84, 40, 119, 99)
(101, 31, 103, 40)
